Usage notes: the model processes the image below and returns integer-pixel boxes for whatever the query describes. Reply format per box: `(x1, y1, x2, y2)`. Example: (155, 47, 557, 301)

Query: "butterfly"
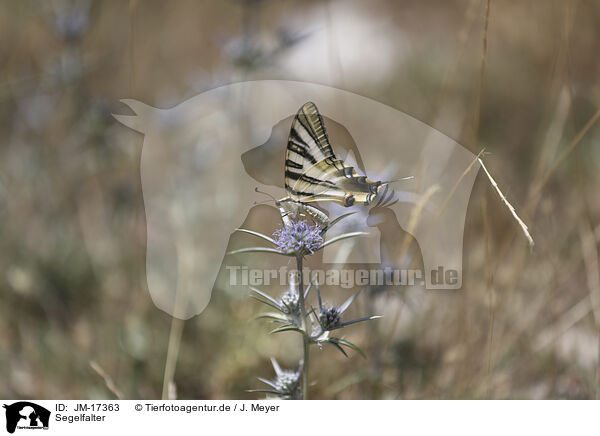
(275, 101, 397, 228)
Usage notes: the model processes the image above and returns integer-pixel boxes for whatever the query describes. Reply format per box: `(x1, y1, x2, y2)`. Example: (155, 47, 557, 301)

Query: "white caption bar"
(1, 400, 597, 435)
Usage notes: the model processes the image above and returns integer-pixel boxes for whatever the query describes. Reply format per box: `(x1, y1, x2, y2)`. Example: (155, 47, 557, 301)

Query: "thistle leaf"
(234, 228, 277, 245)
(317, 284, 323, 311)
(331, 337, 367, 358)
(227, 247, 286, 256)
(249, 286, 279, 305)
(304, 281, 312, 299)
(257, 377, 278, 389)
(329, 341, 349, 358)
(250, 295, 283, 312)
(335, 315, 382, 329)
(270, 324, 304, 335)
(255, 312, 290, 323)
(339, 290, 361, 314)
(247, 389, 282, 395)
(270, 358, 282, 376)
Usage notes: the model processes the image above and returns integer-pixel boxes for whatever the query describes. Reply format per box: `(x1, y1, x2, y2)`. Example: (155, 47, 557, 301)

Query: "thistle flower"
(274, 371, 300, 397)
(249, 359, 303, 400)
(249, 284, 312, 333)
(234, 210, 379, 399)
(319, 306, 342, 330)
(279, 289, 300, 314)
(310, 286, 382, 358)
(273, 220, 323, 256)
(228, 214, 367, 258)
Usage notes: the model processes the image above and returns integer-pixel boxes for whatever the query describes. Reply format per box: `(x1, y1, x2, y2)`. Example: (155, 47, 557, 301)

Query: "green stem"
(297, 255, 310, 400)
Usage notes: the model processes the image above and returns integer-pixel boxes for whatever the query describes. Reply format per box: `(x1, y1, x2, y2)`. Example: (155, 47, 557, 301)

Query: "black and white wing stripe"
(284, 102, 337, 199)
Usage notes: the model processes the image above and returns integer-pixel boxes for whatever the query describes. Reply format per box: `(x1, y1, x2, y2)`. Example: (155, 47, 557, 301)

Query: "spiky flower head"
(279, 289, 299, 314)
(251, 359, 303, 400)
(273, 220, 323, 256)
(319, 306, 342, 330)
(275, 370, 301, 399)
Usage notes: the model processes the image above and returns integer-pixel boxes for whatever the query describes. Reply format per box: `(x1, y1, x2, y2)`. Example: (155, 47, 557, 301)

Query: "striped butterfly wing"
(284, 102, 349, 204)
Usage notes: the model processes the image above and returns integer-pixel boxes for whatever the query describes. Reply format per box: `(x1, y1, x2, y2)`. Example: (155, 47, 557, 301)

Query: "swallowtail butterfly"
(276, 102, 395, 227)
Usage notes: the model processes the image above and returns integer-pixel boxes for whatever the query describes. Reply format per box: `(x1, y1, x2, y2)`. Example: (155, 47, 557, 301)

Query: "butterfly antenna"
(253, 187, 278, 205)
(383, 175, 414, 184)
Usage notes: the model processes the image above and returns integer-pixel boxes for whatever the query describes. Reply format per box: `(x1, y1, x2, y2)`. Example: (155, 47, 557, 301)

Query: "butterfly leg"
(277, 199, 295, 227)
(277, 199, 330, 228)
(302, 204, 330, 229)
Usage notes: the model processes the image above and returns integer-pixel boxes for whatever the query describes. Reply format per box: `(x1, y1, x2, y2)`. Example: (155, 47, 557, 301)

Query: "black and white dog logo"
(3, 402, 50, 434)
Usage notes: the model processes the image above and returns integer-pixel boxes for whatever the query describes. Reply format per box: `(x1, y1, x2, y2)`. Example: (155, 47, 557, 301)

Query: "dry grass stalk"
(473, 0, 491, 145)
(478, 157, 534, 249)
(90, 360, 124, 400)
(482, 197, 496, 398)
(162, 317, 185, 400)
(530, 108, 600, 207)
(534, 296, 593, 352)
(579, 219, 600, 399)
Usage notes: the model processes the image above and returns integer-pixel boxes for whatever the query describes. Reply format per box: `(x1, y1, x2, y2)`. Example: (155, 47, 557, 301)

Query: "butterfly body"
(278, 102, 390, 228)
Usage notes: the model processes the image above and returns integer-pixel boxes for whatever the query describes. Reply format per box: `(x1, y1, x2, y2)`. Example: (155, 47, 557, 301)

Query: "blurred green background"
(1, 0, 600, 399)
